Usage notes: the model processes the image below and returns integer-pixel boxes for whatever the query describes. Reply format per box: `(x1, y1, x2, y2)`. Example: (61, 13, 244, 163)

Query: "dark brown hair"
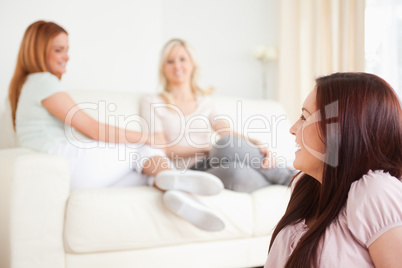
(8, 20, 67, 129)
(269, 72, 402, 267)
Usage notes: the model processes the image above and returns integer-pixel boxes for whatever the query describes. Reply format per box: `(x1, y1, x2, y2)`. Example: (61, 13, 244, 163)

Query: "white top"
(140, 94, 219, 169)
(16, 72, 66, 152)
(265, 170, 402, 268)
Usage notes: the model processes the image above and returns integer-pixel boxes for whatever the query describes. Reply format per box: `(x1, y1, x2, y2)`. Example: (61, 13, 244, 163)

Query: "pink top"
(265, 170, 402, 268)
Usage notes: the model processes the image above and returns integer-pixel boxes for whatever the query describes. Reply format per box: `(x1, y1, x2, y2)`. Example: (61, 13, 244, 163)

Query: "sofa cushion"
(252, 185, 291, 236)
(64, 185, 289, 254)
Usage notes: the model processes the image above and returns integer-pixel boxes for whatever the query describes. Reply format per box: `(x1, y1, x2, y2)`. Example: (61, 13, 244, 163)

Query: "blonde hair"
(158, 38, 213, 103)
(8, 20, 68, 129)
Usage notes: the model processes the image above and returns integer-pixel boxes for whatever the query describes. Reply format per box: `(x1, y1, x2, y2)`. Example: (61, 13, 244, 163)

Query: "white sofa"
(0, 90, 295, 268)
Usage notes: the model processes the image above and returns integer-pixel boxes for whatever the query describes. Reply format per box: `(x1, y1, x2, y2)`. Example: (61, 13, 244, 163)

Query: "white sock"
(163, 190, 225, 232)
(155, 170, 223, 196)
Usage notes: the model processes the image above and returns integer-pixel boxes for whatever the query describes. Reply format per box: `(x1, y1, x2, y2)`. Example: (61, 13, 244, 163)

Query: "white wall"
(0, 0, 279, 105)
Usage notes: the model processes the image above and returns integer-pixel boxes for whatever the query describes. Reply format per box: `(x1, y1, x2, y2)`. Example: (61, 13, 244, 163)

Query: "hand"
(202, 143, 213, 154)
(260, 146, 276, 169)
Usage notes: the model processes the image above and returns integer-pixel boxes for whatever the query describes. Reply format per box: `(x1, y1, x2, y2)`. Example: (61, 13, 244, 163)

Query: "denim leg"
(209, 135, 263, 165)
(257, 167, 297, 186)
(190, 157, 211, 171)
(205, 135, 268, 192)
(209, 135, 295, 189)
(205, 161, 271, 193)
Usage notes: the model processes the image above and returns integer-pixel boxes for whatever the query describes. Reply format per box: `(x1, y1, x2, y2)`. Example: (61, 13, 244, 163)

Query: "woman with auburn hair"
(265, 72, 402, 267)
(8, 21, 227, 232)
(9, 21, 68, 127)
(141, 38, 295, 223)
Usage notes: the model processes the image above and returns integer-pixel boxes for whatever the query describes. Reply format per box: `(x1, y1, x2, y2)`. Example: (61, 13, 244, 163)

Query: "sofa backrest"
(0, 99, 17, 149)
(0, 90, 295, 166)
(210, 95, 295, 166)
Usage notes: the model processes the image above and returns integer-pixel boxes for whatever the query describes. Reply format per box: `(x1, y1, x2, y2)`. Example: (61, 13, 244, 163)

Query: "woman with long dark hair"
(265, 72, 402, 267)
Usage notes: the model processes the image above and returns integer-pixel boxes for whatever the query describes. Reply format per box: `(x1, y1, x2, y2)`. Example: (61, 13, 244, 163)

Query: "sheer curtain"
(277, 0, 365, 122)
(365, 0, 402, 99)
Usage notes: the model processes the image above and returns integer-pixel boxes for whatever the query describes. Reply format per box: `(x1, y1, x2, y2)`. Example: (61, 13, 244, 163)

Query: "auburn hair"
(8, 20, 67, 129)
(269, 72, 402, 267)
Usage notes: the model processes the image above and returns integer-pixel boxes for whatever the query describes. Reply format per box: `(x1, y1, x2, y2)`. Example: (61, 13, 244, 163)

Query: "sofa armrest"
(0, 149, 34, 268)
(0, 148, 70, 268)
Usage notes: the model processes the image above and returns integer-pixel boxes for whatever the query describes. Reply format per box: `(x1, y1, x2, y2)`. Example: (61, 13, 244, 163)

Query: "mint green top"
(16, 72, 67, 152)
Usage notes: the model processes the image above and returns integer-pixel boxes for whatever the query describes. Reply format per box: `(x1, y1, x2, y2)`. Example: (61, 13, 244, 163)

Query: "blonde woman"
(141, 38, 295, 195)
(8, 21, 225, 232)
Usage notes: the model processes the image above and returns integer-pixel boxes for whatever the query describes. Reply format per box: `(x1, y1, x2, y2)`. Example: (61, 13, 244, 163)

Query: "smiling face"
(46, 32, 69, 77)
(290, 88, 326, 182)
(163, 45, 194, 87)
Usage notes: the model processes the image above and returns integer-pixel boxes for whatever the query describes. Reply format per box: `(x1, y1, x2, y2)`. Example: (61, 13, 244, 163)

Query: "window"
(365, 0, 402, 98)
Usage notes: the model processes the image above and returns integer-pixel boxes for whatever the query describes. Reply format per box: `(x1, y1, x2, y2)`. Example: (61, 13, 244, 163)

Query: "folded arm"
(151, 132, 210, 158)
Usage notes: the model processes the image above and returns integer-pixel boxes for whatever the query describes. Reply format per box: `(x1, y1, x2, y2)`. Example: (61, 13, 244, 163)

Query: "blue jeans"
(191, 135, 295, 192)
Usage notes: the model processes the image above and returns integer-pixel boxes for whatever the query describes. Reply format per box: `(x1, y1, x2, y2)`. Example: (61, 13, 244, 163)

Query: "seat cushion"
(64, 185, 290, 253)
(252, 185, 291, 236)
